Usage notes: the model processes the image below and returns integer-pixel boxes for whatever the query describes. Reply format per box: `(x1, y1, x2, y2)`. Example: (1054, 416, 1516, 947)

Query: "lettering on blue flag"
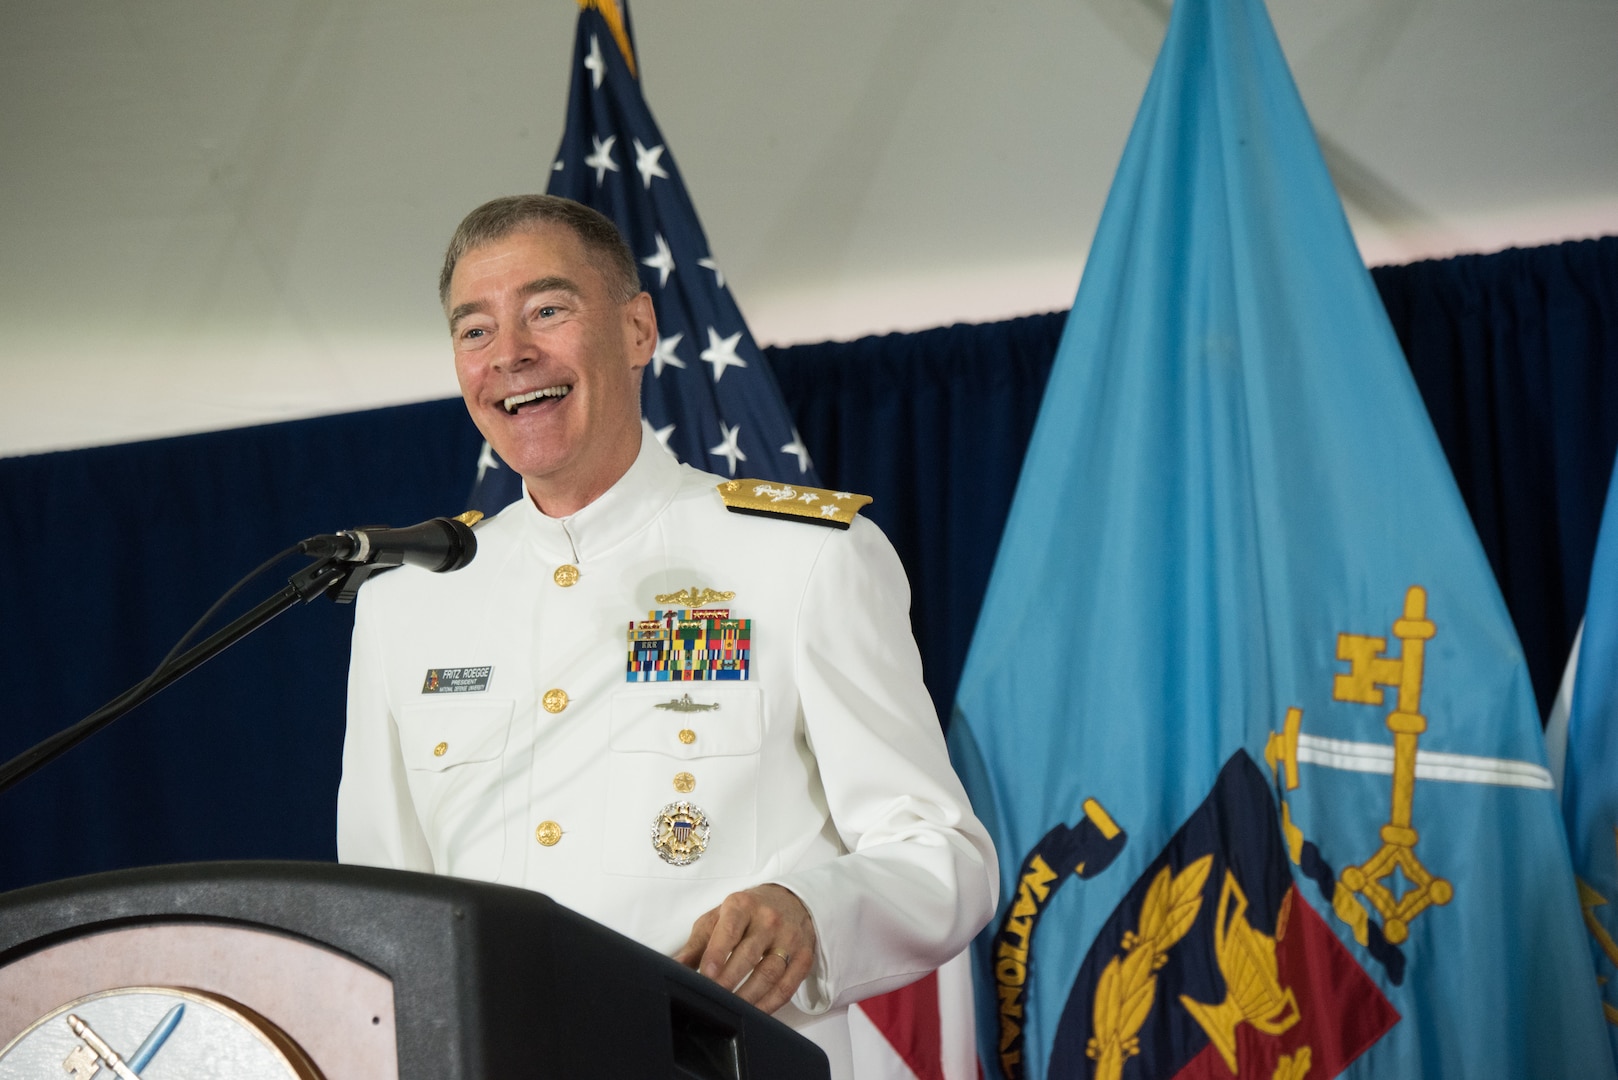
(992, 799, 1129, 1076)
(468, 0, 816, 514)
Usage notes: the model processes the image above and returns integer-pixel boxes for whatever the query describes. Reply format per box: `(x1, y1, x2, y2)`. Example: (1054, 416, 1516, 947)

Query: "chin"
(484, 425, 574, 475)
(502, 445, 581, 488)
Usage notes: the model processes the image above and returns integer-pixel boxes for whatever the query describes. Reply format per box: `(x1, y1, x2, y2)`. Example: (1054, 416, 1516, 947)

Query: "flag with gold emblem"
(1560, 448, 1618, 1066)
(946, 0, 1615, 1076)
(468, 0, 817, 514)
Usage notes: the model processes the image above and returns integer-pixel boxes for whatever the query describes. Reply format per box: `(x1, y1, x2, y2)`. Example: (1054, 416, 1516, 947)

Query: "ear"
(623, 292, 657, 371)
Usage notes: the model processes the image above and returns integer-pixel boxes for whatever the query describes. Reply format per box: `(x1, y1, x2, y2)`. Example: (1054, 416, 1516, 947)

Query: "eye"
(462, 327, 487, 340)
(536, 305, 559, 319)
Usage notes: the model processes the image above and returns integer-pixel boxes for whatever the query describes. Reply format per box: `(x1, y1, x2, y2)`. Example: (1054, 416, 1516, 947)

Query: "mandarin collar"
(517, 425, 684, 562)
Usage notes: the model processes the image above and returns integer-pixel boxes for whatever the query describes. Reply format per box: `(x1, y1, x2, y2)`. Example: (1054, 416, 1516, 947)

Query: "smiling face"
(448, 224, 655, 516)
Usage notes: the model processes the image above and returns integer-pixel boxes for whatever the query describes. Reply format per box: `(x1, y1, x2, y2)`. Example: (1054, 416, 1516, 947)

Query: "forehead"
(448, 224, 599, 305)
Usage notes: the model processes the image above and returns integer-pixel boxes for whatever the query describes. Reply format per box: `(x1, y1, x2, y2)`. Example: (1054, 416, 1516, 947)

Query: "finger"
(674, 906, 720, 969)
(705, 893, 781, 989)
(731, 947, 795, 1010)
(731, 940, 795, 1007)
(745, 949, 816, 1015)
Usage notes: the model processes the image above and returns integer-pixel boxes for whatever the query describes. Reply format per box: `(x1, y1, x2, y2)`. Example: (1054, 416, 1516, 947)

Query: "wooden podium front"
(0, 861, 830, 1079)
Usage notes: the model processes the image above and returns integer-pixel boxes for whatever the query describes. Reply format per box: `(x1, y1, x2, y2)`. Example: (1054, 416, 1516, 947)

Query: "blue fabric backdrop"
(1, 236, 1614, 893)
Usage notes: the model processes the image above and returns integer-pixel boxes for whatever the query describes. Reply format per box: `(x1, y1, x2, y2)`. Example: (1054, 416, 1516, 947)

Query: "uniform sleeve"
(336, 587, 435, 874)
(773, 517, 999, 1013)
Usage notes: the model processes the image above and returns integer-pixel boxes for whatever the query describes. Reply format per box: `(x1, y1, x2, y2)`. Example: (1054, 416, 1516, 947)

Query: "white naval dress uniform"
(337, 428, 998, 1078)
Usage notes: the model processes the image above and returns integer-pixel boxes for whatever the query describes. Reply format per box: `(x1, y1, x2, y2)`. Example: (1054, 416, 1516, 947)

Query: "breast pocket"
(603, 685, 763, 879)
(397, 700, 513, 881)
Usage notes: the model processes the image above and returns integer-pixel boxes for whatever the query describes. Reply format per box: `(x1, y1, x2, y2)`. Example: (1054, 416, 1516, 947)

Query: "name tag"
(421, 666, 493, 694)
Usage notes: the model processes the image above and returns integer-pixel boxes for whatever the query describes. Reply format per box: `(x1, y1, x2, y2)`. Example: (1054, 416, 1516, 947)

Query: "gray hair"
(438, 194, 641, 306)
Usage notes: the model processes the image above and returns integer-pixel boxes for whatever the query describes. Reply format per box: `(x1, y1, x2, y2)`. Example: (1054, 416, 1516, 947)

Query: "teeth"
(503, 386, 571, 414)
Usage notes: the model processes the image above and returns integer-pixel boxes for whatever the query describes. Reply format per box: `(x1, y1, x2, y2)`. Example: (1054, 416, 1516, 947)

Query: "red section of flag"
(1172, 886, 1399, 1079)
(859, 971, 945, 1080)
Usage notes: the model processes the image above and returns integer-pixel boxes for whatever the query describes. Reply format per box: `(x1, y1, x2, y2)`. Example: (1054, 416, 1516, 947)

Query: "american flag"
(467, 0, 816, 514)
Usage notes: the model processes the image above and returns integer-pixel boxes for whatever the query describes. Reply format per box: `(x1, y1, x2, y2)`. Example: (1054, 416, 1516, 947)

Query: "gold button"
(678, 729, 696, 745)
(535, 821, 563, 847)
(543, 688, 569, 713)
(433, 741, 448, 757)
(554, 564, 580, 587)
(673, 772, 695, 793)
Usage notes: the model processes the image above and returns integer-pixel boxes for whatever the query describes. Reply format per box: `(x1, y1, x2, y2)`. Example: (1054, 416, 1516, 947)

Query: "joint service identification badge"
(652, 801, 711, 865)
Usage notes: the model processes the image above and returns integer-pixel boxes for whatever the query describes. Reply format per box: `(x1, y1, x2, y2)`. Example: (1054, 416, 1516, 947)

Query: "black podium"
(0, 861, 830, 1079)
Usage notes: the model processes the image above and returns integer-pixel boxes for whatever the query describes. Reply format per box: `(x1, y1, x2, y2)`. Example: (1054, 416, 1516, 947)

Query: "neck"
(525, 430, 643, 518)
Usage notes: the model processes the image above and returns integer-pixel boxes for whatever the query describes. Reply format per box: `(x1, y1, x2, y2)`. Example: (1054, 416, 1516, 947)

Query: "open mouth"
(502, 385, 572, 414)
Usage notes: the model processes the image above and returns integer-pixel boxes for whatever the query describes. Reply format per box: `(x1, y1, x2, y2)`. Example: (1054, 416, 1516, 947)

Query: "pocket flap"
(398, 700, 514, 771)
(609, 686, 763, 758)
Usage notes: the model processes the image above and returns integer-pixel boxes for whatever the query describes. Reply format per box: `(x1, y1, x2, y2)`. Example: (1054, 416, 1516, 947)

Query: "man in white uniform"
(337, 195, 998, 1077)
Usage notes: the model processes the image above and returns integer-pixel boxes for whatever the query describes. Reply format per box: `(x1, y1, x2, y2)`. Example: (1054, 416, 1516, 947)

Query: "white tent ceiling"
(2, 0, 1614, 458)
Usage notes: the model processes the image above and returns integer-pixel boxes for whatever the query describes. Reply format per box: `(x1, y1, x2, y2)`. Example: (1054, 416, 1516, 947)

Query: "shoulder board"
(454, 510, 488, 529)
(716, 480, 872, 530)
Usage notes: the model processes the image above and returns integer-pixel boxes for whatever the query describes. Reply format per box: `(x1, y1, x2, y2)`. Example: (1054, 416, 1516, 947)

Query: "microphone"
(299, 515, 478, 573)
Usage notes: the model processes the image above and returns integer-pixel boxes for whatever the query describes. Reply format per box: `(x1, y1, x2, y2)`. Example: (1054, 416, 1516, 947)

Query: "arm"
(678, 517, 997, 1013)
(775, 516, 999, 1012)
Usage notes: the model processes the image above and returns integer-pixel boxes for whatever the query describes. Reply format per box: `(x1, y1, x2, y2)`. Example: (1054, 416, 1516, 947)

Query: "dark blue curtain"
(0, 402, 482, 890)
(2, 236, 1614, 893)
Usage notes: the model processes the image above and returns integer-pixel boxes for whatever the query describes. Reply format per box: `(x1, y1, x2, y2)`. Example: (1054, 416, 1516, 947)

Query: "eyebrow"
(447, 276, 583, 329)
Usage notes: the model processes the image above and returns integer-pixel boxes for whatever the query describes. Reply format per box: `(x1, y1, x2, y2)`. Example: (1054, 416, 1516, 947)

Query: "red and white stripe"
(848, 951, 981, 1080)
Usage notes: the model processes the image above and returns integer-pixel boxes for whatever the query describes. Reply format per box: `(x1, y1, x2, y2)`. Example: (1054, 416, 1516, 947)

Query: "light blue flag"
(1562, 448, 1618, 1065)
(946, 0, 1614, 1077)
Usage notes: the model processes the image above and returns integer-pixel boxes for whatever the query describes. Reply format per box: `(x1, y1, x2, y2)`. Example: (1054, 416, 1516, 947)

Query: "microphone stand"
(0, 556, 390, 796)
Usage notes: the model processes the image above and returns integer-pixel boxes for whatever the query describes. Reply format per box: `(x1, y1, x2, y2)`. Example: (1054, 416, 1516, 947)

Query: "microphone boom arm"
(0, 555, 367, 795)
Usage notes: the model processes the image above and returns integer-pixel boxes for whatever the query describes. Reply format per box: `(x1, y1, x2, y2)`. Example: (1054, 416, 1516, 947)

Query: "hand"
(673, 884, 817, 1014)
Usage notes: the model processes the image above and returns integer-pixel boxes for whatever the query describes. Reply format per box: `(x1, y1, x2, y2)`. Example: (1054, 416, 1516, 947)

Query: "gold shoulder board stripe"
(716, 480, 872, 530)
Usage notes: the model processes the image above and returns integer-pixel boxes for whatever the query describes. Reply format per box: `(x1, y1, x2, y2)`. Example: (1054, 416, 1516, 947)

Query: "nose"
(490, 321, 540, 373)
